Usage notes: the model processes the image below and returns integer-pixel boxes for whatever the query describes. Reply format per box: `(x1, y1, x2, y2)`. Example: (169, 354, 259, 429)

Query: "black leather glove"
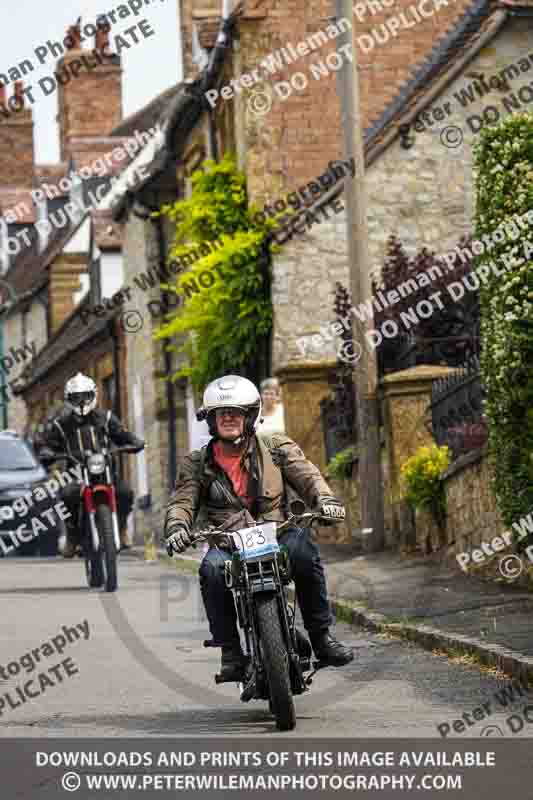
(165, 525, 194, 556)
(317, 496, 346, 526)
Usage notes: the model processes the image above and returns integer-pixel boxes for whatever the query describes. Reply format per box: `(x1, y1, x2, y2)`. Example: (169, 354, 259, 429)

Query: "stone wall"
(443, 449, 503, 560)
(411, 447, 505, 567)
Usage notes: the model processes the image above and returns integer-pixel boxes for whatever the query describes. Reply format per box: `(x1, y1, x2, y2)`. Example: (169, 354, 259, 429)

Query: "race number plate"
(232, 522, 279, 560)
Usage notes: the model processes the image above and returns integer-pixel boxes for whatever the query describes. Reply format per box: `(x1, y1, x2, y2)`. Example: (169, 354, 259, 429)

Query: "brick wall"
(56, 24, 123, 162)
(0, 84, 34, 186)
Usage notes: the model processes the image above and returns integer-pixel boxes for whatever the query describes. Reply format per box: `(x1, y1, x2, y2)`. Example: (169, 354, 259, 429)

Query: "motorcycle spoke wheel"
(256, 594, 296, 731)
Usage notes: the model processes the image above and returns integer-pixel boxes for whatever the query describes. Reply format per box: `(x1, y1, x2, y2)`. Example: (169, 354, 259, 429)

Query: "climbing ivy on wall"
(155, 155, 277, 391)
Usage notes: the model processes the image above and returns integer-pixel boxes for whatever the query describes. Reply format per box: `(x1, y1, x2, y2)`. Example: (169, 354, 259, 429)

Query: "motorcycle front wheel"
(95, 504, 117, 593)
(256, 594, 296, 731)
(84, 526, 104, 589)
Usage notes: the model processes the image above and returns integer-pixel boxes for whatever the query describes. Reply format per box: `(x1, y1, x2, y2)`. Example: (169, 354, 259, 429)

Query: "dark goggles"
(214, 407, 246, 418)
(68, 391, 95, 406)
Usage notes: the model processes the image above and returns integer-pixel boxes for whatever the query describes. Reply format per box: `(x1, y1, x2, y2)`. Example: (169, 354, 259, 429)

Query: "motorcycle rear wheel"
(256, 594, 296, 731)
(95, 504, 117, 593)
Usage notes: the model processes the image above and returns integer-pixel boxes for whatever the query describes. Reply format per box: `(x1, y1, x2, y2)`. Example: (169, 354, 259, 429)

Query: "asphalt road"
(1, 554, 532, 738)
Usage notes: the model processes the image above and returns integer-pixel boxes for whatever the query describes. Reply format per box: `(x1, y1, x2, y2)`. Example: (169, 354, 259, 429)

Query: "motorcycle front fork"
(87, 507, 121, 552)
(235, 586, 307, 696)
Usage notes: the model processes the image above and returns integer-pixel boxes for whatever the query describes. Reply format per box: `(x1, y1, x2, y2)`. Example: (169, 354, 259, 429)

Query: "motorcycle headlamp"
(87, 454, 106, 475)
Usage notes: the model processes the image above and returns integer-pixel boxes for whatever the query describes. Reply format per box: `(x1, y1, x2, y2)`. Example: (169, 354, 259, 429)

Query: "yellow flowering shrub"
(400, 445, 450, 524)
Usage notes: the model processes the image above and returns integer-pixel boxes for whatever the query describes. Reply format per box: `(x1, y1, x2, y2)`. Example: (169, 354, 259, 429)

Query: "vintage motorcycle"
(42, 435, 142, 592)
(192, 502, 334, 731)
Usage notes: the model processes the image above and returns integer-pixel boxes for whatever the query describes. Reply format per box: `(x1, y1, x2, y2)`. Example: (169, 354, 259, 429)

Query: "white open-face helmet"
(65, 372, 97, 417)
(197, 375, 262, 442)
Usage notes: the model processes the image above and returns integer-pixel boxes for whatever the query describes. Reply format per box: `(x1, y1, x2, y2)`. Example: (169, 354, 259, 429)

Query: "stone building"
(101, 0, 507, 542)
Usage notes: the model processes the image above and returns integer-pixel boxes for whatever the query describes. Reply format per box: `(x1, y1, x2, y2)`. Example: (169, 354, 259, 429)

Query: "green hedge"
(474, 113, 533, 539)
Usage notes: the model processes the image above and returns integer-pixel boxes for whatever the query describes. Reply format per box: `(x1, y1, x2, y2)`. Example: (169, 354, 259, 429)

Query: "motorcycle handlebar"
(191, 511, 323, 543)
(41, 445, 143, 465)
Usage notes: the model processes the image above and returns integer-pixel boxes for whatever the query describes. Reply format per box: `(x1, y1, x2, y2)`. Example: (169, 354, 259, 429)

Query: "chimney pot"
(0, 85, 6, 107)
(14, 81, 24, 107)
(95, 16, 111, 53)
(66, 22, 82, 50)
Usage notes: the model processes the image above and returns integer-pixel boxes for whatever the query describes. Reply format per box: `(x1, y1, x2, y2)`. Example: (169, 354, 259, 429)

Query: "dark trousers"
(62, 481, 134, 535)
(198, 526, 332, 646)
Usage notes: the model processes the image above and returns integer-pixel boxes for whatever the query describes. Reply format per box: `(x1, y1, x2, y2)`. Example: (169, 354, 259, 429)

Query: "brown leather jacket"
(164, 433, 334, 535)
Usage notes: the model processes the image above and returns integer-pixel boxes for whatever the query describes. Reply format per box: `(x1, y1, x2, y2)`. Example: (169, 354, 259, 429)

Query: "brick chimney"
(0, 81, 35, 185)
(56, 19, 123, 162)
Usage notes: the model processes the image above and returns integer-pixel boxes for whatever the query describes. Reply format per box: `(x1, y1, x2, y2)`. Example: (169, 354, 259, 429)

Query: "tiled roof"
(364, 0, 515, 156)
(111, 83, 184, 138)
(4, 222, 75, 299)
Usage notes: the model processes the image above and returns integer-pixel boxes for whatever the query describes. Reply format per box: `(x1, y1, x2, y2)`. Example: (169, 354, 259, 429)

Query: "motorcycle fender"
(91, 485, 120, 551)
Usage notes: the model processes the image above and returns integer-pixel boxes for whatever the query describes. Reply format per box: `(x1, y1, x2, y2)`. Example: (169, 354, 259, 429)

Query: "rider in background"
(34, 372, 144, 557)
(164, 374, 354, 681)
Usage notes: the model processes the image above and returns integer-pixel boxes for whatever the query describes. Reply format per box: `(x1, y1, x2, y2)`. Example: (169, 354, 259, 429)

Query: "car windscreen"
(0, 439, 38, 470)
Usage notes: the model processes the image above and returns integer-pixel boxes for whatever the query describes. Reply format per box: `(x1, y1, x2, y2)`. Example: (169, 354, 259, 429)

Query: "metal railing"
(320, 373, 356, 463)
(429, 356, 487, 460)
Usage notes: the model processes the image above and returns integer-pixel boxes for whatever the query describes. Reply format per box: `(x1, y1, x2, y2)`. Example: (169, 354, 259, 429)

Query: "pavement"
(7, 552, 528, 739)
(135, 540, 533, 687)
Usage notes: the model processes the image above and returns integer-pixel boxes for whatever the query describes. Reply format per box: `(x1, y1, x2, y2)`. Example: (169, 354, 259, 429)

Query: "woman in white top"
(259, 377, 286, 434)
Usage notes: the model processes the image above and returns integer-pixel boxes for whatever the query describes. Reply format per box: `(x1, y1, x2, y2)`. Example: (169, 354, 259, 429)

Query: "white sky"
(0, 0, 182, 164)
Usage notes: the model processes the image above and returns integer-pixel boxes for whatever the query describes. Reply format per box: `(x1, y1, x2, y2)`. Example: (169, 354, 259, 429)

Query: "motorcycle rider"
(164, 374, 354, 680)
(34, 372, 144, 557)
